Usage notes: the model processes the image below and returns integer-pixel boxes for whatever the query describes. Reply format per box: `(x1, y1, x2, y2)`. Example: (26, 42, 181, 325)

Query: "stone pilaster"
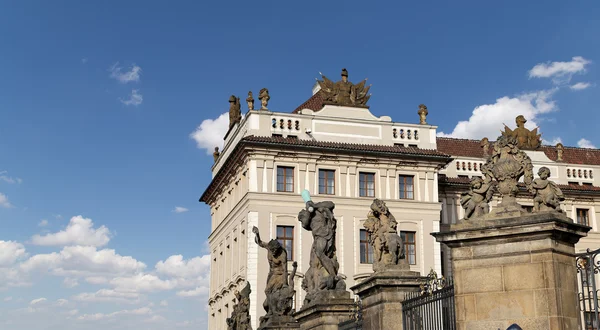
(293, 296, 355, 330)
(350, 270, 423, 330)
(433, 212, 590, 330)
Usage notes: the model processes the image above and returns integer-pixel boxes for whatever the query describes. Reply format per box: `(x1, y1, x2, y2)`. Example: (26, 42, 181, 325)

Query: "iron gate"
(402, 270, 456, 330)
(577, 248, 600, 330)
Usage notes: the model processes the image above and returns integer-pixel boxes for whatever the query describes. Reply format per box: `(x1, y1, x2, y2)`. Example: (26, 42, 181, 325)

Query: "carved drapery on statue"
(502, 115, 541, 150)
(226, 283, 252, 330)
(298, 190, 346, 306)
(317, 68, 371, 107)
(251, 226, 298, 328)
(532, 167, 565, 213)
(363, 199, 406, 272)
(228, 95, 242, 130)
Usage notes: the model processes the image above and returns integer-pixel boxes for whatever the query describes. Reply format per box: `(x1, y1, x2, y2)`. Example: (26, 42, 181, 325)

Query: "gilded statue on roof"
(502, 115, 541, 150)
(317, 68, 371, 107)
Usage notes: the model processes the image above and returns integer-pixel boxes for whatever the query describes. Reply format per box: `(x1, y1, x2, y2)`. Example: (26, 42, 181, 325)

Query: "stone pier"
(293, 293, 355, 330)
(350, 268, 423, 330)
(433, 212, 590, 330)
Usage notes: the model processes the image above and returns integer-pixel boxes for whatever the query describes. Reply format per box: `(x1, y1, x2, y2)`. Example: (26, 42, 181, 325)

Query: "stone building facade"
(201, 80, 600, 330)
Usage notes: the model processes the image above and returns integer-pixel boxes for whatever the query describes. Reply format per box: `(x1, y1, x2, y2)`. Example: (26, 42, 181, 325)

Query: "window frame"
(318, 169, 336, 195)
(577, 208, 590, 227)
(359, 172, 376, 198)
(276, 225, 294, 261)
(398, 175, 415, 200)
(276, 166, 295, 193)
(359, 229, 374, 264)
(401, 231, 417, 265)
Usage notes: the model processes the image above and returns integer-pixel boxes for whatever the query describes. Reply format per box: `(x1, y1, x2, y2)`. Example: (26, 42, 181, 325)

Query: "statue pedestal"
(433, 212, 590, 330)
(258, 315, 299, 330)
(350, 270, 423, 330)
(293, 291, 354, 330)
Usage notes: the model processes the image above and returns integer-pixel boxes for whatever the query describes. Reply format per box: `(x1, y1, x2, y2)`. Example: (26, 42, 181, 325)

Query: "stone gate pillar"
(433, 213, 590, 330)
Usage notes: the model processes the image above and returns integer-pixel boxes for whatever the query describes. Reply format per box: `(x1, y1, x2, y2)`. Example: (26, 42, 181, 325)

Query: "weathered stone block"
(461, 267, 503, 294)
(475, 291, 536, 320)
(504, 263, 545, 291)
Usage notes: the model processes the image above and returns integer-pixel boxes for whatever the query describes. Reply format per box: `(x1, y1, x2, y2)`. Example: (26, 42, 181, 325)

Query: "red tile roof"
(292, 91, 325, 114)
(243, 135, 452, 158)
(437, 137, 600, 165)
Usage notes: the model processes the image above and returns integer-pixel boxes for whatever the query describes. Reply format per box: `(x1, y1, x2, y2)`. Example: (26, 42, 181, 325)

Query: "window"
(359, 229, 373, 264)
(359, 172, 375, 197)
(523, 205, 533, 213)
(276, 226, 294, 261)
(577, 209, 590, 226)
(584, 312, 599, 330)
(399, 175, 414, 199)
(319, 169, 335, 195)
(277, 166, 294, 192)
(401, 231, 417, 265)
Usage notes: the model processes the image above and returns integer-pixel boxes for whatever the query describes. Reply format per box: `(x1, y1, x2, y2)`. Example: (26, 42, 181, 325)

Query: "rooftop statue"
(228, 95, 242, 130)
(556, 143, 564, 161)
(298, 190, 346, 306)
(317, 68, 371, 107)
(251, 226, 298, 328)
(363, 199, 406, 272)
(258, 88, 270, 110)
(481, 134, 534, 216)
(213, 147, 220, 163)
(246, 91, 254, 111)
(532, 167, 565, 213)
(418, 104, 429, 125)
(226, 282, 252, 330)
(502, 115, 541, 150)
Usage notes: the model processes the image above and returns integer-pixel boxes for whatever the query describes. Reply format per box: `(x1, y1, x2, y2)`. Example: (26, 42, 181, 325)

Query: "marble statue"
(363, 199, 406, 272)
(317, 68, 371, 107)
(251, 226, 298, 328)
(246, 91, 254, 111)
(481, 134, 534, 215)
(213, 147, 220, 162)
(226, 282, 252, 330)
(418, 104, 428, 125)
(460, 177, 495, 220)
(298, 190, 346, 306)
(229, 95, 242, 130)
(258, 88, 270, 110)
(532, 167, 565, 213)
(502, 115, 541, 150)
(556, 143, 564, 161)
(481, 137, 490, 157)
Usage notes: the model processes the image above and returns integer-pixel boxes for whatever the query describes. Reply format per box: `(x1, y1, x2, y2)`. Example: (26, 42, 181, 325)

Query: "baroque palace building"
(200, 69, 600, 330)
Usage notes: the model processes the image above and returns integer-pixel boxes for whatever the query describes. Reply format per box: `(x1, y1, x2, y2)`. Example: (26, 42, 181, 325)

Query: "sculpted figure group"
(226, 283, 252, 330)
(461, 115, 566, 220)
(317, 68, 371, 107)
(363, 199, 406, 272)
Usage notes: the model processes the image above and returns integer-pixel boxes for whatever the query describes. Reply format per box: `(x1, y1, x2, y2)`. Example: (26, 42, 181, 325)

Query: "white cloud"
(0, 171, 22, 184)
(63, 277, 79, 288)
(529, 56, 591, 84)
(173, 206, 189, 213)
(543, 137, 563, 146)
(4, 296, 13, 302)
(30, 298, 47, 306)
(570, 82, 591, 90)
(120, 89, 143, 106)
(145, 315, 167, 323)
(38, 219, 49, 227)
(55, 299, 69, 307)
(66, 309, 79, 316)
(438, 89, 556, 139)
(159, 300, 168, 307)
(73, 289, 141, 304)
(110, 274, 177, 293)
(20, 245, 146, 278)
(85, 276, 109, 285)
(155, 255, 210, 279)
(0, 192, 12, 208)
(578, 138, 596, 149)
(29, 215, 111, 247)
(0, 241, 27, 267)
(176, 286, 208, 298)
(109, 63, 142, 83)
(81, 58, 88, 64)
(77, 307, 152, 321)
(190, 112, 229, 155)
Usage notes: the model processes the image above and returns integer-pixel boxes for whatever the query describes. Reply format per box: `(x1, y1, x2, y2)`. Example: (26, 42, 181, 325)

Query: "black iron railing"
(577, 248, 600, 330)
(402, 270, 456, 330)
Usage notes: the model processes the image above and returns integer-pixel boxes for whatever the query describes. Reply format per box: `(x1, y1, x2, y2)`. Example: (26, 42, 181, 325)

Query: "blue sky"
(0, 1, 598, 329)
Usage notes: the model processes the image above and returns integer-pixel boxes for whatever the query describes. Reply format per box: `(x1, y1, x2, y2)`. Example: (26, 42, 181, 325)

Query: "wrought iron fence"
(402, 270, 456, 330)
(338, 296, 363, 330)
(577, 248, 600, 330)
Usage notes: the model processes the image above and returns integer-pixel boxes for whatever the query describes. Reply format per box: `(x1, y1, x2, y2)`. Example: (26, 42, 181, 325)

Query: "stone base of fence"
(351, 270, 423, 330)
(293, 296, 355, 330)
(433, 212, 590, 330)
(257, 315, 300, 330)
